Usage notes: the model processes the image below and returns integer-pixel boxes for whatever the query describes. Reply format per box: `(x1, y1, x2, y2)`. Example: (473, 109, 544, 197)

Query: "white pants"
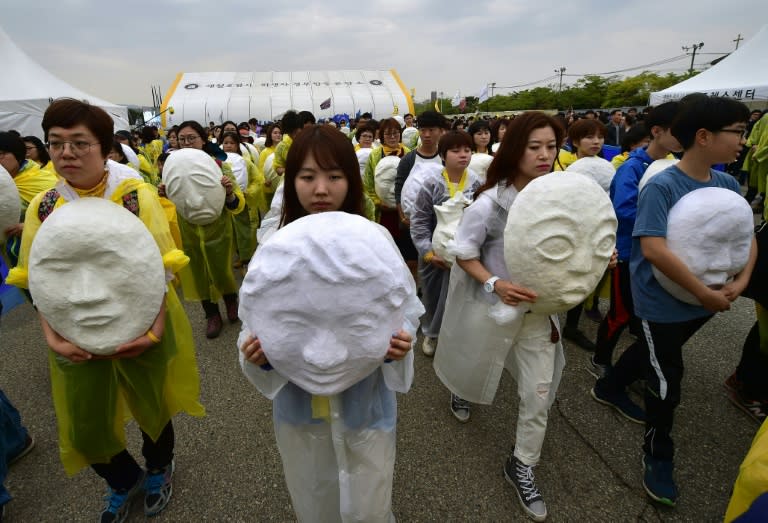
(505, 313, 565, 467)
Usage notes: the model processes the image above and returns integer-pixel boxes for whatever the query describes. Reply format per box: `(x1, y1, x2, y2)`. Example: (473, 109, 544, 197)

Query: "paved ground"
(0, 293, 760, 522)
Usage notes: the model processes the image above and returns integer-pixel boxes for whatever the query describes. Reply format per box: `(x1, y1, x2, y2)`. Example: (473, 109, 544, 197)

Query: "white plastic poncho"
(0, 165, 20, 242)
(373, 156, 400, 209)
(256, 183, 284, 244)
(400, 162, 441, 221)
(652, 187, 753, 305)
(226, 152, 249, 191)
(238, 212, 423, 523)
(566, 156, 615, 192)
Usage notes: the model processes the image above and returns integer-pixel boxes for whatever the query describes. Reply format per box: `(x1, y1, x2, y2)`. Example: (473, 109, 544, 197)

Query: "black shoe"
(503, 455, 547, 521)
(450, 393, 471, 423)
(591, 379, 646, 424)
(563, 325, 596, 352)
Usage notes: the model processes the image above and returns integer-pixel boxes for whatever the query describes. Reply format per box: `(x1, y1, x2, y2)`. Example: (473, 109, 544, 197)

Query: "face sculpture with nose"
(503, 174, 617, 314)
(240, 212, 419, 395)
(652, 187, 753, 305)
(0, 165, 20, 242)
(27, 198, 166, 355)
(163, 148, 226, 225)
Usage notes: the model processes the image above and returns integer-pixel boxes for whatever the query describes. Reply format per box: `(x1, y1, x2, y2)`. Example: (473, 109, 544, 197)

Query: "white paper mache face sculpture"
(469, 153, 494, 183)
(28, 198, 166, 355)
(356, 148, 373, 178)
(566, 156, 616, 192)
(402, 127, 419, 149)
(226, 152, 248, 191)
(652, 187, 753, 305)
(432, 192, 471, 265)
(638, 159, 679, 193)
(374, 156, 401, 208)
(240, 212, 414, 395)
(504, 174, 617, 314)
(0, 166, 20, 242)
(163, 149, 225, 225)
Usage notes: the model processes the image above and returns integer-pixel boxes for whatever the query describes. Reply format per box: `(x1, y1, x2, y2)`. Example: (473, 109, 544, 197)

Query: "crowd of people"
(1, 95, 767, 522)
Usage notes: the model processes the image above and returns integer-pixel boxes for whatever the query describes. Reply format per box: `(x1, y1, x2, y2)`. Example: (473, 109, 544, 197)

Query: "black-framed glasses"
(718, 128, 747, 139)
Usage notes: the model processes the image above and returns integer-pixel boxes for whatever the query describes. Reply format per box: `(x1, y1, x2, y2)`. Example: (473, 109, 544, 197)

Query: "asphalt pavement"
(0, 294, 759, 522)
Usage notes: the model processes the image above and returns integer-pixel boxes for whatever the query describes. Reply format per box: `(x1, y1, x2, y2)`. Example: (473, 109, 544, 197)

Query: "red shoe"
(225, 298, 239, 323)
(206, 314, 223, 339)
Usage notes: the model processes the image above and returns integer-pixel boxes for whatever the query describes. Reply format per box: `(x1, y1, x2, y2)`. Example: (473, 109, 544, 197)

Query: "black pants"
(602, 316, 712, 461)
(91, 421, 174, 491)
(736, 319, 768, 399)
(594, 263, 640, 365)
(201, 294, 237, 318)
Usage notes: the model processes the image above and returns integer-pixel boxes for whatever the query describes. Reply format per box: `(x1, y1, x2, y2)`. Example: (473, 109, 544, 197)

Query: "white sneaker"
(421, 337, 437, 356)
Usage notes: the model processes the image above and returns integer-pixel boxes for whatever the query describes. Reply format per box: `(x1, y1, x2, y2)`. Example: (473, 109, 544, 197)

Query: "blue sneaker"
(591, 379, 646, 424)
(99, 474, 143, 523)
(643, 454, 677, 506)
(144, 459, 175, 517)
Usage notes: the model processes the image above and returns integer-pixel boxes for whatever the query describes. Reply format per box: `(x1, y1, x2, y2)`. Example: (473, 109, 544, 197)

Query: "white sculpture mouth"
(75, 314, 117, 327)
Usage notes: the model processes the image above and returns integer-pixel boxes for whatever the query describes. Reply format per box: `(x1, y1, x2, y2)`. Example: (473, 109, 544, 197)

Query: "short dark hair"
(219, 131, 241, 154)
(23, 135, 51, 165)
(645, 101, 680, 131)
(176, 120, 207, 141)
(467, 120, 491, 152)
(0, 132, 27, 164)
(298, 110, 316, 126)
(417, 110, 448, 129)
(437, 130, 473, 160)
(610, 109, 622, 116)
(281, 110, 302, 135)
(264, 123, 282, 148)
(378, 118, 402, 141)
(221, 120, 238, 133)
(281, 125, 364, 225)
(355, 123, 376, 141)
(41, 98, 114, 157)
(620, 123, 649, 153)
(671, 95, 750, 150)
(568, 118, 606, 143)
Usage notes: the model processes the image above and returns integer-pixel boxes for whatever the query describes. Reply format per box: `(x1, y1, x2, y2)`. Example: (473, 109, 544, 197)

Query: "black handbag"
(742, 221, 768, 307)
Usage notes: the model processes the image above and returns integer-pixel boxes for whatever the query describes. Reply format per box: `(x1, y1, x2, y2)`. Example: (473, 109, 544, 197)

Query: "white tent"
(161, 70, 415, 126)
(649, 25, 768, 105)
(0, 27, 130, 138)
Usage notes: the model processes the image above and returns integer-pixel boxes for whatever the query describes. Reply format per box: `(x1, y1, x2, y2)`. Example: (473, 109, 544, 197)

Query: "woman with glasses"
(167, 121, 245, 339)
(22, 136, 53, 171)
(6, 98, 203, 522)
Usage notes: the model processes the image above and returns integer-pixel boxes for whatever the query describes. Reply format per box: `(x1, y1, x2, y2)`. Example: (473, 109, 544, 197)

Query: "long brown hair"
(280, 125, 365, 226)
(475, 111, 564, 198)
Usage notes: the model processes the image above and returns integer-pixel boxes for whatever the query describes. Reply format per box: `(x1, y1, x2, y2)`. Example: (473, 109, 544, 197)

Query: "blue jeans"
(1, 389, 29, 506)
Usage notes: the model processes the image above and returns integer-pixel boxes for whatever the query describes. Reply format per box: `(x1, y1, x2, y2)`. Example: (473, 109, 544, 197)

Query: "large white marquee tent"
(0, 27, 130, 137)
(649, 25, 768, 105)
(161, 70, 415, 126)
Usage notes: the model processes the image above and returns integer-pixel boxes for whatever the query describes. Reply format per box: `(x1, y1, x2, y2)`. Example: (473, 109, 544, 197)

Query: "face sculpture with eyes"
(503, 174, 617, 314)
(653, 187, 753, 305)
(0, 165, 20, 242)
(240, 212, 420, 395)
(163, 148, 226, 225)
(28, 198, 166, 355)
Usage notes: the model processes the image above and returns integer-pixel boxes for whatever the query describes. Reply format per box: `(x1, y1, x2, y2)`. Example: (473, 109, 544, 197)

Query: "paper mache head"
(566, 156, 616, 192)
(503, 173, 617, 314)
(469, 153, 494, 183)
(28, 198, 166, 355)
(652, 187, 753, 305)
(638, 159, 679, 193)
(356, 148, 373, 177)
(163, 148, 226, 225)
(226, 152, 248, 191)
(240, 212, 419, 395)
(0, 165, 20, 242)
(374, 155, 401, 208)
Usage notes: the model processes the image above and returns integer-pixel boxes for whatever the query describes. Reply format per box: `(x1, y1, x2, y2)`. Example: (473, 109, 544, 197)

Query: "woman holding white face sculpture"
(161, 120, 245, 339)
(239, 125, 422, 523)
(220, 131, 260, 266)
(410, 131, 482, 357)
(6, 98, 204, 522)
(435, 112, 615, 522)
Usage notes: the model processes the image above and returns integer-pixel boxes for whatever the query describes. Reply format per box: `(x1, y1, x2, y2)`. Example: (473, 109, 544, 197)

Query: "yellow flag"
(434, 100, 441, 113)
(393, 104, 399, 115)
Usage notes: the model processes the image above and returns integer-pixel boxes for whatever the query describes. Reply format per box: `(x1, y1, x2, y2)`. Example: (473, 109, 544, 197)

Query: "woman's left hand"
(221, 175, 234, 196)
(386, 329, 412, 361)
(607, 249, 618, 270)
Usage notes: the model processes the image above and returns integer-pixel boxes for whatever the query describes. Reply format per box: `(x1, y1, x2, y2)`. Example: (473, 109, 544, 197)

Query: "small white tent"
(161, 70, 415, 126)
(649, 25, 768, 105)
(0, 27, 130, 138)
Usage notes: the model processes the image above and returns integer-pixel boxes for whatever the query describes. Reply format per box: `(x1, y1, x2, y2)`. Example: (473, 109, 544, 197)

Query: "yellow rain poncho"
(177, 162, 245, 302)
(725, 418, 768, 521)
(13, 160, 58, 214)
(7, 165, 204, 475)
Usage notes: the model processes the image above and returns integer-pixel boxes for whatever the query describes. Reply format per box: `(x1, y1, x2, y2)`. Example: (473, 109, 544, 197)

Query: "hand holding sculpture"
(239, 212, 418, 395)
(163, 148, 226, 225)
(503, 173, 617, 314)
(28, 198, 166, 355)
(652, 187, 754, 305)
(0, 165, 20, 242)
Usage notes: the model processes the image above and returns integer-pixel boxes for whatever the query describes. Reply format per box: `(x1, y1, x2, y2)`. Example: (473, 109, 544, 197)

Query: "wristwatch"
(484, 276, 500, 293)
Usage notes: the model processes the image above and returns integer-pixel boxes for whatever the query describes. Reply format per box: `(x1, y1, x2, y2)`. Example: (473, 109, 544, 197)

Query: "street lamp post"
(682, 42, 704, 74)
(554, 67, 566, 92)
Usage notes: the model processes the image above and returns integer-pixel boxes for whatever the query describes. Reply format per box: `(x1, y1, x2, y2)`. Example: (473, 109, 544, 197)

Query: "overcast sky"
(3, 1, 765, 107)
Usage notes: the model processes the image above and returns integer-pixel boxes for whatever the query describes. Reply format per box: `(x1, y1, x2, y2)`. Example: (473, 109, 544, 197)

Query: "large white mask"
(500, 173, 617, 316)
(374, 156, 401, 208)
(653, 187, 753, 305)
(356, 148, 373, 179)
(469, 153, 494, 183)
(432, 192, 471, 266)
(163, 149, 225, 225)
(240, 212, 415, 395)
(28, 198, 166, 355)
(0, 165, 20, 242)
(566, 156, 615, 192)
(226, 152, 248, 191)
(638, 159, 679, 193)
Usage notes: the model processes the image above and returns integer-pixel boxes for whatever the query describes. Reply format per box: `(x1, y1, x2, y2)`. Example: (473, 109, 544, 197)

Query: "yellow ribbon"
(441, 168, 468, 199)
